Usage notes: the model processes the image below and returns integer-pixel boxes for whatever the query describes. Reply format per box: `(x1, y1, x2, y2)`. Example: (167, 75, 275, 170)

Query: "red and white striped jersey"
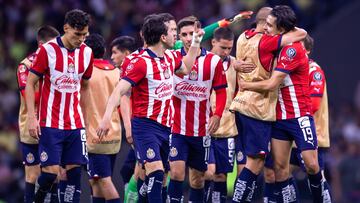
(30, 37, 94, 130)
(120, 48, 145, 78)
(274, 42, 312, 120)
(172, 48, 227, 137)
(122, 48, 182, 127)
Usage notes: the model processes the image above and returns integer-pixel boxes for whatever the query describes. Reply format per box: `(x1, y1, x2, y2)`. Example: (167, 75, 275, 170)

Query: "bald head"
(256, 7, 272, 25)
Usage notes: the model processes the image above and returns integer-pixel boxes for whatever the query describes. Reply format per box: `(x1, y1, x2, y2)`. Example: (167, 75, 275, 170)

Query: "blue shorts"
(272, 116, 318, 151)
(21, 143, 40, 166)
(234, 112, 246, 165)
(209, 137, 236, 174)
(169, 134, 211, 172)
(132, 117, 170, 171)
(39, 127, 88, 167)
(236, 112, 272, 156)
(318, 147, 326, 170)
(88, 153, 116, 179)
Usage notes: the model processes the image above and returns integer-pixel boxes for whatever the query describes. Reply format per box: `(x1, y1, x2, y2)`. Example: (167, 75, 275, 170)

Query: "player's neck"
(61, 36, 76, 50)
(148, 44, 165, 57)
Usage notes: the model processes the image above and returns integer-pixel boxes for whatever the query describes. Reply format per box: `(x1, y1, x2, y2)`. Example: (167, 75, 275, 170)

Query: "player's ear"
(63, 24, 69, 33)
(160, 34, 167, 43)
(211, 39, 216, 47)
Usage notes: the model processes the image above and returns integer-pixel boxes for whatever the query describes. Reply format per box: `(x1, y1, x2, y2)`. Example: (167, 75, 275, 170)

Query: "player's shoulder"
(243, 29, 263, 39)
(280, 42, 306, 59)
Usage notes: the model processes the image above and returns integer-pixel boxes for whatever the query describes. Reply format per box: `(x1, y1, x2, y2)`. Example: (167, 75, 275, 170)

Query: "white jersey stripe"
(69, 93, 76, 129)
(144, 58, 154, 118)
(193, 101, 200, 137)
(180, 99, 186, 135)
(58, 48, 68, 129)
(278, 91, 286, 120)
(289, 85, 300, 118)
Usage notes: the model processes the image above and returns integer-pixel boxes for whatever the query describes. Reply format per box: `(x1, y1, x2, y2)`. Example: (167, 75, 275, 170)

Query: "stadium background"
(0, 0, 359, 202)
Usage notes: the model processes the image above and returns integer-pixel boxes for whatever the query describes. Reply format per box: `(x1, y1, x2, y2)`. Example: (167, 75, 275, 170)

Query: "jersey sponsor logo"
(298, 116, 311, 128)
(146, 148, 155, 159)
(169, 147, 178, 157)
(286, 47, 296, 59)
(174, 81, 208, 98)
(154, 82, 173, 98)
(67, 63, 75, 73)
(26, 152, 35, 164)
(40, 151, 48, 162)
(54, 75, 80, 92)
(313, 72, 322, 81)
(20, 73, 27, 82)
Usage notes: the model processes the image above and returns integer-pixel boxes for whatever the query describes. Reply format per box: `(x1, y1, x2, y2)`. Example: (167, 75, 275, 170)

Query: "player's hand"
(208, 115, 221, 134)
(191, 21, 205, 47)
(96, 117, 111, 140)
(233, 11, 253, 21)
(28, 116, 40, 140)
(125, 129, 133, 145)
(233, 59, 256, 73)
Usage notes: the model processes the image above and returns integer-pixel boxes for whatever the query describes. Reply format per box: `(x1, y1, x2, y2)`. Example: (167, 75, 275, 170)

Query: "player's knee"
(246, 156, 265, 175)
(170, 168, 185, 180)
(264, 167, 275, 183)
(145, 161, 163, 175)
(189, 174, 205, 189)
(25, 166, 41, 183)
(204, 165, 215, 180)
(304, 161, 320, 174)
(42, 165, 60, 175)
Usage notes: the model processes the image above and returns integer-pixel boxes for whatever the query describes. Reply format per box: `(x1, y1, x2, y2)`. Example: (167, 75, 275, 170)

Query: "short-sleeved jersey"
(122, 48, 182, 127)
(274, 42, 312, 120)
(30, 37, 94, 130)
(172, 48, 227, 137)
(17, 52, 41, 144)
(230, 30, 281, 121)
(81, 59, 121, 154)
(309, 60, 329, 147)
(211, 56, 238, 137)
(120, 48, 145, 78)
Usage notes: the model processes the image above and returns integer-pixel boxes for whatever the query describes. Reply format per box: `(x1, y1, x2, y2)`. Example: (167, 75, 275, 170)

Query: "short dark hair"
(271, 5, 297, 33)
(64, 9, 90, 30)
(37, 25, 60, 43)
(158, 13, 175, 22)
(177, 16, 200, 33)
(303, 34, 314, 52)
(142, 15, 167, 46)
(213, 27, 234, 41)
(110, 36, 137, 53)
(85, 33, 105, 58)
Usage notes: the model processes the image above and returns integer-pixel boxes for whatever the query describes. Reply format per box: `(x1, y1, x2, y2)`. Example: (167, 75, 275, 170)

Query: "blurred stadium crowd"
(0, 0, 359, 202)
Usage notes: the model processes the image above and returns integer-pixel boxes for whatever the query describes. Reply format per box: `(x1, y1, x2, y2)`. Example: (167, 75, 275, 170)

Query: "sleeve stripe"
(277, 35, 283, 50)
(213, 84, 227, 90)
(29, 68, 43, 77)
(122, 77, 137, 87)
(274, 67, 290, 74)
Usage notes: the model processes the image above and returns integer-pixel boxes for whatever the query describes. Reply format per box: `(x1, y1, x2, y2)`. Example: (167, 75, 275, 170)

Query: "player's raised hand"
(28, 116, 40, 140)
(191, 21, 205, 47)
(208, 115, 221, 134)
(233, 11, 253, 21)
(233, 59, 256, 73)
(96, 117, 111, 140)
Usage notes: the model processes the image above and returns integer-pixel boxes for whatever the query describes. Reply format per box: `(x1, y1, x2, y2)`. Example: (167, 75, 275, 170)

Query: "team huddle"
(17, 5, 331, 203)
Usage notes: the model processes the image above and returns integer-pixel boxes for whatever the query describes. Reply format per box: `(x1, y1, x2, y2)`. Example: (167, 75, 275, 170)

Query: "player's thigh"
(271, 138, 292, 170)
(169, 160, 186, 180)
(169, 133, 189, 178)
(62, 128, 87, 166)
(301, 149, 319, 173)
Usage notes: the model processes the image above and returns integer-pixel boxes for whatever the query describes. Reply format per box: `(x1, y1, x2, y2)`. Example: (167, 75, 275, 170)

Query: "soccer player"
(97, 14, 204, 202)
(203, 27, 240, 203)
(81, 33, 121, 203)
(229, 6, 308, 202)
(26, 9, 93, 203)
(167, 16, 227, 203)
(238, 5, 328, 202)
(17, 25, 59, 203)
(288, 35, 332, 202)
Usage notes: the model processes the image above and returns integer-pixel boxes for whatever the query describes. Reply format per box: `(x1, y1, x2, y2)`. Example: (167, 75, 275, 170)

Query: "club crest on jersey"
(237, 151, 244, 162)
(146, 148, 155, 159)
(189, 69, 198, 81)
(163, 68, 170, 79)
(68, 63, 75, 73)
(19, 64, 27, 73)
(26, 153, 35, 164)
(170, 147, 178, 157)
(40, 151, 48, 162)
(314, 72, 322, 81)
(286, 48, 296, 59)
